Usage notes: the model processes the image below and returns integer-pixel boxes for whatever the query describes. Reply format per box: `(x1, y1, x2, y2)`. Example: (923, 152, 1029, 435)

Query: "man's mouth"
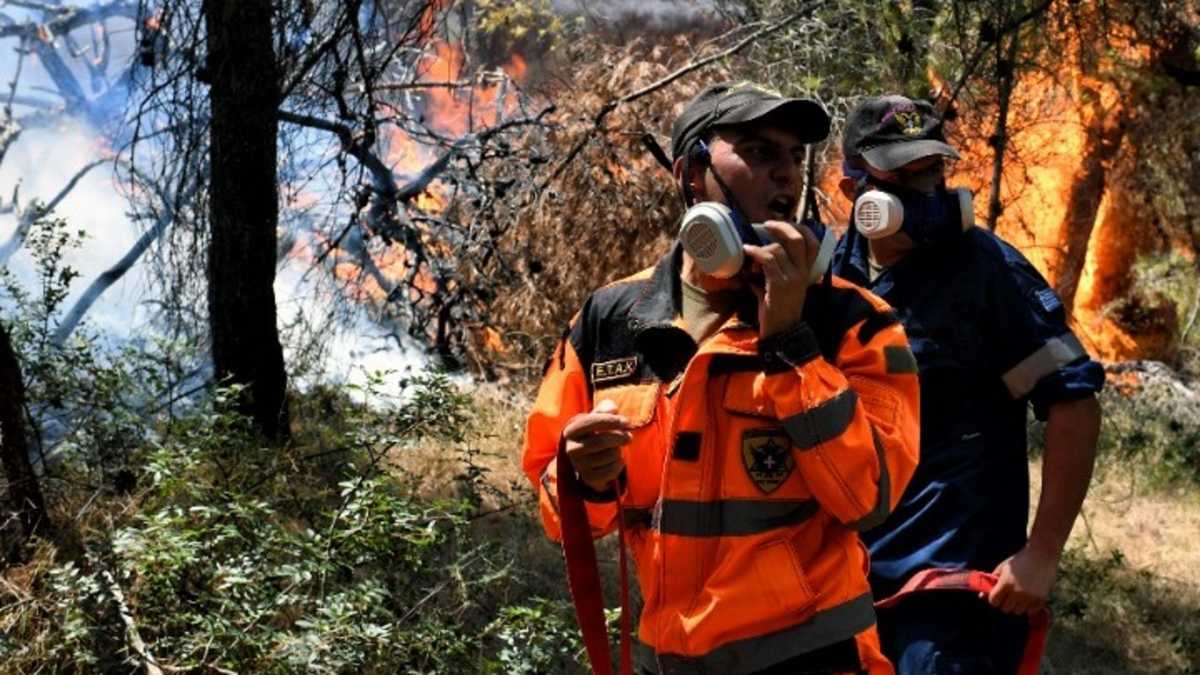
(766, 196, 796, 220)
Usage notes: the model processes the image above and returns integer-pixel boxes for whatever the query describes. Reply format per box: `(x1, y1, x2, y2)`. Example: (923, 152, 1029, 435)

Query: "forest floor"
(1033, 460, 1200, 674)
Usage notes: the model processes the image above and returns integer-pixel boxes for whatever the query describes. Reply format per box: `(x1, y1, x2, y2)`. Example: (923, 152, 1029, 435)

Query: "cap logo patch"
(883, 103, 924, 137)
(742, 428, 794, 493)
(896, 111, 923, 136)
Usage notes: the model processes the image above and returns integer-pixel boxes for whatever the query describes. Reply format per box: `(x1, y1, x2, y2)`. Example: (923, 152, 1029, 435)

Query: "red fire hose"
(556, 440, 632, 675)
(874, 568, 1051, 675)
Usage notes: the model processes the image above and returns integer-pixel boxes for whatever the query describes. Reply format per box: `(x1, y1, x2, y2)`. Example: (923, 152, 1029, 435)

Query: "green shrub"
(0, 368, 584, 672)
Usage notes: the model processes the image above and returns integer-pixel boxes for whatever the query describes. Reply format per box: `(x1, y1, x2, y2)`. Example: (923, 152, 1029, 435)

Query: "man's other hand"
(562, 399, 632, 493)
(986, 545, 1060, 615)
(743, 221, 819, 339)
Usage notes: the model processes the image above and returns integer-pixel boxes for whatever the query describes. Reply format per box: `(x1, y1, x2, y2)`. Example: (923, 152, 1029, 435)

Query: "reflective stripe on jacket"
(523, 243, 920, 674)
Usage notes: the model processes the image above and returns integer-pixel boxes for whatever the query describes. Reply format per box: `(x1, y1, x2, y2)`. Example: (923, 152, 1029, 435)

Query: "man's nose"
(771, 156, 801, 189)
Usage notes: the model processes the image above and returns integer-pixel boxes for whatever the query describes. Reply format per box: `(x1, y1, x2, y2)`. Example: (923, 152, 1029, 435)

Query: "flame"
(951, 13, 1164, 361)
(302, 19, 537, 315)
(382, 36, 529, 214)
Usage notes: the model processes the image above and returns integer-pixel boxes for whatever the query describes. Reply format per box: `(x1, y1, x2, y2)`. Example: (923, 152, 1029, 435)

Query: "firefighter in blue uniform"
(831, 95, 1105, 673)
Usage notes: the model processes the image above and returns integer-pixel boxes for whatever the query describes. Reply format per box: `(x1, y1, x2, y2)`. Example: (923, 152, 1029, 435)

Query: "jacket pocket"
(594, 382, 660, 428)
(752, 539, 819, 620)
(721, 371, 776, 419)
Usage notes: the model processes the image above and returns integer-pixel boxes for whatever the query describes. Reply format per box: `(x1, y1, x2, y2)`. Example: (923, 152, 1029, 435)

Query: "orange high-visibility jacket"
(523, 244, 920, 674)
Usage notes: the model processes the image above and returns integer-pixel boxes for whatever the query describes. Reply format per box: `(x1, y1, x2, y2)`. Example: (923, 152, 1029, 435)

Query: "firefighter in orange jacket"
(523, 82, 921, 675)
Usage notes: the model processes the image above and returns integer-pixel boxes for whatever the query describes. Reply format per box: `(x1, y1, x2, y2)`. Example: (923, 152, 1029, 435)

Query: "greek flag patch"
(1036, 288, 1062, 313)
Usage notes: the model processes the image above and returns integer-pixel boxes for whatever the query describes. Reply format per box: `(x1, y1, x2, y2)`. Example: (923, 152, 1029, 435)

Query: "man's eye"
(746, 145, 775, 161)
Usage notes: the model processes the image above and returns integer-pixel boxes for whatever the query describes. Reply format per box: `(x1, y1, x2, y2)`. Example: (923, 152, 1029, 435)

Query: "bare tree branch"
(100, 566, 165, 675)
(0, 158, 108, 267)
(54, 178, 198, 347)
(540, 9, 813, 188)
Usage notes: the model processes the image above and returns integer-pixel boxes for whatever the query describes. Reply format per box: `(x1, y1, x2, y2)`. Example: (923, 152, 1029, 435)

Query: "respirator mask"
(679, 202, 834, 282)
(677, 141, 834, 282)
(847, 161, 974, 245)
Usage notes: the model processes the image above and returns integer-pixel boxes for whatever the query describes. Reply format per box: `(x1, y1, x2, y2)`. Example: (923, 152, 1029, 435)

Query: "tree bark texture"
(986, 30, 1020, 231)
(1054, 93, 1128, 313)
(0, 322, 47, 539)
(205, 0, 290, 440)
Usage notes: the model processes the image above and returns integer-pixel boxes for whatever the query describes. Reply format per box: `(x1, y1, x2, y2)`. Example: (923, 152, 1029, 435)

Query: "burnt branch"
(542, 8, 813, 187)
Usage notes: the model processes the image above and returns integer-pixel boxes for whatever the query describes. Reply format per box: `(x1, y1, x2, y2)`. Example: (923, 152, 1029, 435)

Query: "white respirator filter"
(679, 202, 747, 279)
(680, 201, 834, 283)
(853, 190, 903, 240)
(853, 188, 976, 240)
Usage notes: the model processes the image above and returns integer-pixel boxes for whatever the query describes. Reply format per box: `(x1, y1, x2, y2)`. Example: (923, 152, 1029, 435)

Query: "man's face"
(864, 155, 948, 194)
(692, 125, 805, 223)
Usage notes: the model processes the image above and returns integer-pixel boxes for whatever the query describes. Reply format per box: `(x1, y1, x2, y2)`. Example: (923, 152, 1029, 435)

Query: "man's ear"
(838, 176, 858, 202)
(673, 155, 707, 202)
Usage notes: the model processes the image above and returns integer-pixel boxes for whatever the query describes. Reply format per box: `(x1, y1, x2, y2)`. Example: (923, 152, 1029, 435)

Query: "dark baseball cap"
(842, 95, 960, 172)
(670, 82, 830, 161)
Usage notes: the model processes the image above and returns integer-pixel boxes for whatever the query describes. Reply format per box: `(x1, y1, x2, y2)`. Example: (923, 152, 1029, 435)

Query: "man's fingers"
(743, 243, 796, 284)
(589, 458, 625, 484)
(569, 433, 630, 464)
(762, 220, 816, 269)
(1001, 593, 1032, 615)
(563, 411, 630, 440)
(744, 244, 790, 283)
(987, 580, 1011, 609)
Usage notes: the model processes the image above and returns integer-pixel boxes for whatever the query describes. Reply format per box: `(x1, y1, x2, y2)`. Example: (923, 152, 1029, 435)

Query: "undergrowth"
(0, 377, 584, 673)
(1047, 547, 1200, 674)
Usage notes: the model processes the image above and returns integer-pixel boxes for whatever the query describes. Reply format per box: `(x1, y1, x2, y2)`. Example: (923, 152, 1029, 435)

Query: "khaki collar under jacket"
(523, 243, 921, 675)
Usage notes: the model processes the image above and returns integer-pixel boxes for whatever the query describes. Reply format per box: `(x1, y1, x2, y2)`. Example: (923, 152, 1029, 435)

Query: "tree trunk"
(205, 0, 290, 440)
(0, 322, 48, 540)
(986, 29, 1020, 231)
(1054, 95, 1127, 312)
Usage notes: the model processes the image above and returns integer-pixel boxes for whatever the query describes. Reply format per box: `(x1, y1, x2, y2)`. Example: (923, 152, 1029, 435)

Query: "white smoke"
(0, 3, 433, 399)
(552, 0, 723, 29)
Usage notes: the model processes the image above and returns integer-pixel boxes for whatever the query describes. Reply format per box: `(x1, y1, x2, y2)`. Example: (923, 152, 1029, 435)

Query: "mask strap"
(701, 144, 764, 247)
(836, 161, 865, 276)
(680, 152, 695, 209)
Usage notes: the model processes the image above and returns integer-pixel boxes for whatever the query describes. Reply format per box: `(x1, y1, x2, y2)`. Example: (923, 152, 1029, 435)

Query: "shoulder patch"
(1036, 288, 1062, 314)
(592, 356, 639, 385)
(883, 345, 919, 374)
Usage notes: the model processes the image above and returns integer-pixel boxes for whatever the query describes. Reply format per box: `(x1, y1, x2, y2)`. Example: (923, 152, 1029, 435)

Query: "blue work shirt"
(830, 225, 1105, 599)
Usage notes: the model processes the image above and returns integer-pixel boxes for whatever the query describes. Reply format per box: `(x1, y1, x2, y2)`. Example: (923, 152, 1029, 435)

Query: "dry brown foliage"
(458, 36, 732, 379)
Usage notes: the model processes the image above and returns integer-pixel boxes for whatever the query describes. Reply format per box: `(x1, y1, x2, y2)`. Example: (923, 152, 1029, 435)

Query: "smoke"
(552, 0, 723, 31)
(0, 2, 433, 397)
(0, 121, 150, 335)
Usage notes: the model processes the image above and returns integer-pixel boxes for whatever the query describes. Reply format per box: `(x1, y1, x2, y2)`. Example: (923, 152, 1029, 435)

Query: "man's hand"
(562, 399, 632, 492)
(742, 221, 820, 339)
(986, 545, 1060, 615)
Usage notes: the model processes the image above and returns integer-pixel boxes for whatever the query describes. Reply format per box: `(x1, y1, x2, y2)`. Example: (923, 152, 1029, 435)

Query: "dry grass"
(1032, 460, 1200, 674)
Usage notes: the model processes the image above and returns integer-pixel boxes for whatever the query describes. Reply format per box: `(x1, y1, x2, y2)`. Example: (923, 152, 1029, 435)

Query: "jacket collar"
(628, 241, 759, 335)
